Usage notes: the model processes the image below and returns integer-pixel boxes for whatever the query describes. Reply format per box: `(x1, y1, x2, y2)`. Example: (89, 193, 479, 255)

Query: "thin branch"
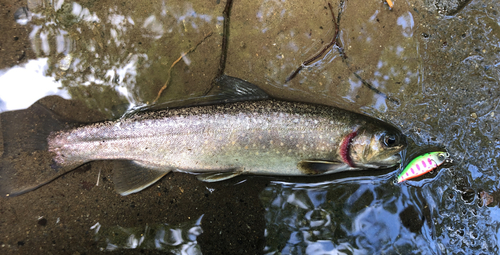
(215, 0, 233, 79)
(286, 3, 343, 83)
(153, 32, 213, 104)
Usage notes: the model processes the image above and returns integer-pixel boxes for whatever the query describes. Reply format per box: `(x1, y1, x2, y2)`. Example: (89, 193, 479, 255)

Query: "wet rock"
(425, 0, 473, 15)
(38, 217, 47, 226)
(461, 188, 475, 203)
(479, 191, 494, 207)
(399, 206, 423, 233)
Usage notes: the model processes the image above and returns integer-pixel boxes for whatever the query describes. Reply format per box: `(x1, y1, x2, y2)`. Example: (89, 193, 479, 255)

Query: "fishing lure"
(398, 151, 450, 183)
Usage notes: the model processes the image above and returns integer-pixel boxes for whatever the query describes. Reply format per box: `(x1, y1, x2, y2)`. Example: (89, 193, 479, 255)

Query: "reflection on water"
(260, 176, 429, 254)
(260, 165, 498, 254)
(2, 0, 500, 253)
(3, 0, 421, 114)
(225, 0, 420, 110)
(3, 0, 223, 117)
(91, 215, 203, 253)
(0, 58, 70, 112)
(397, 11, 414, 38)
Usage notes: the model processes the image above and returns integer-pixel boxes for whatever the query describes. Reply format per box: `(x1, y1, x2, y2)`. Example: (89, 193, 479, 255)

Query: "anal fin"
(196, 169, 242, 182)
(112, 160, 170, 196)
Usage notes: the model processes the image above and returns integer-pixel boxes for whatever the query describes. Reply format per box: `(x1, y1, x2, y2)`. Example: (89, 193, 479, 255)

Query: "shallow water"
(0, 0, 499, 254)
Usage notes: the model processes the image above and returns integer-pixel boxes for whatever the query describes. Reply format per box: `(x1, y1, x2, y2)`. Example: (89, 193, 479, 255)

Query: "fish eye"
(383, 133, 398, 147)
(438, 153, 446, 161)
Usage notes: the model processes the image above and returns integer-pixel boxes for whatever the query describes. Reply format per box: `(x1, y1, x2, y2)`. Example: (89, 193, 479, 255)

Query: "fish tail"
(0, 101, 77, 197)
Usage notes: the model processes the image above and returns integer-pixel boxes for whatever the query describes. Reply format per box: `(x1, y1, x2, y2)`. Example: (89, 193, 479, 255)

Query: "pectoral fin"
(112, 160, 170, 196)
(196, 169, 243, 182)
(297, 160, 347, 175)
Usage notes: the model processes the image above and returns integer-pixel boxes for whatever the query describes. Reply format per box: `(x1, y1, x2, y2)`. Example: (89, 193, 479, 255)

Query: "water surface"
(0, 0, 499, 254)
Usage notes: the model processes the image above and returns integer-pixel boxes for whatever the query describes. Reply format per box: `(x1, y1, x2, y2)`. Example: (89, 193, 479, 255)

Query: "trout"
(0, 76, 406, 196)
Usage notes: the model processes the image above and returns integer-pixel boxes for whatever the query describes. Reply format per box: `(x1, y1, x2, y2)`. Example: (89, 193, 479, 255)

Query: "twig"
(153, 32, 213, 104)
(286, 3, 342, 83)
(96, 168, 101, 186)
(215, 0, 233, 79)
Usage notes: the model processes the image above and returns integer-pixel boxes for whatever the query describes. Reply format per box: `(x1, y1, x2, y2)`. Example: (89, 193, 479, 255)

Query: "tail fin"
(0, 100, 76, 197)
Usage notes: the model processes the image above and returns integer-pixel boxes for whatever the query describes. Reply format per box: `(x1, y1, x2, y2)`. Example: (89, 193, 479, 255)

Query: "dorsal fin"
(207, 75, 270, 103)
(128, 75, 270, 115)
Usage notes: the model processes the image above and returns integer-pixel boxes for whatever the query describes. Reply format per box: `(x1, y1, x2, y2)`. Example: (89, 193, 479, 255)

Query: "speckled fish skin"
(48, 99, 406, 177)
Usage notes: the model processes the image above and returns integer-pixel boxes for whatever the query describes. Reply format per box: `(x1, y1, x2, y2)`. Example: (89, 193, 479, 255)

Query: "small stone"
(471, 112, 477, 119)
(480, 191, 493, 206)
(38, 218, 47, 226)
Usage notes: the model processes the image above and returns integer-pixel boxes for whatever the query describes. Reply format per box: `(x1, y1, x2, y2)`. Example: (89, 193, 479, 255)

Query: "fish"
(397, 151, 450, 183)
(0, 75, 406, 196)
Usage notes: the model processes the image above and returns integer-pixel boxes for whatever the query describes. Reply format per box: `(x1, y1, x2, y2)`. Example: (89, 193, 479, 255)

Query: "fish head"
(349, 124, 406, 168)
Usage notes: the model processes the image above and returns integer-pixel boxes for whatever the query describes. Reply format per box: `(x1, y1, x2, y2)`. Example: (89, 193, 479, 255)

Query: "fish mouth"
(340, 130, 358, 167)
(357, 154, 402, 169)
(379, 153, 402, 166)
